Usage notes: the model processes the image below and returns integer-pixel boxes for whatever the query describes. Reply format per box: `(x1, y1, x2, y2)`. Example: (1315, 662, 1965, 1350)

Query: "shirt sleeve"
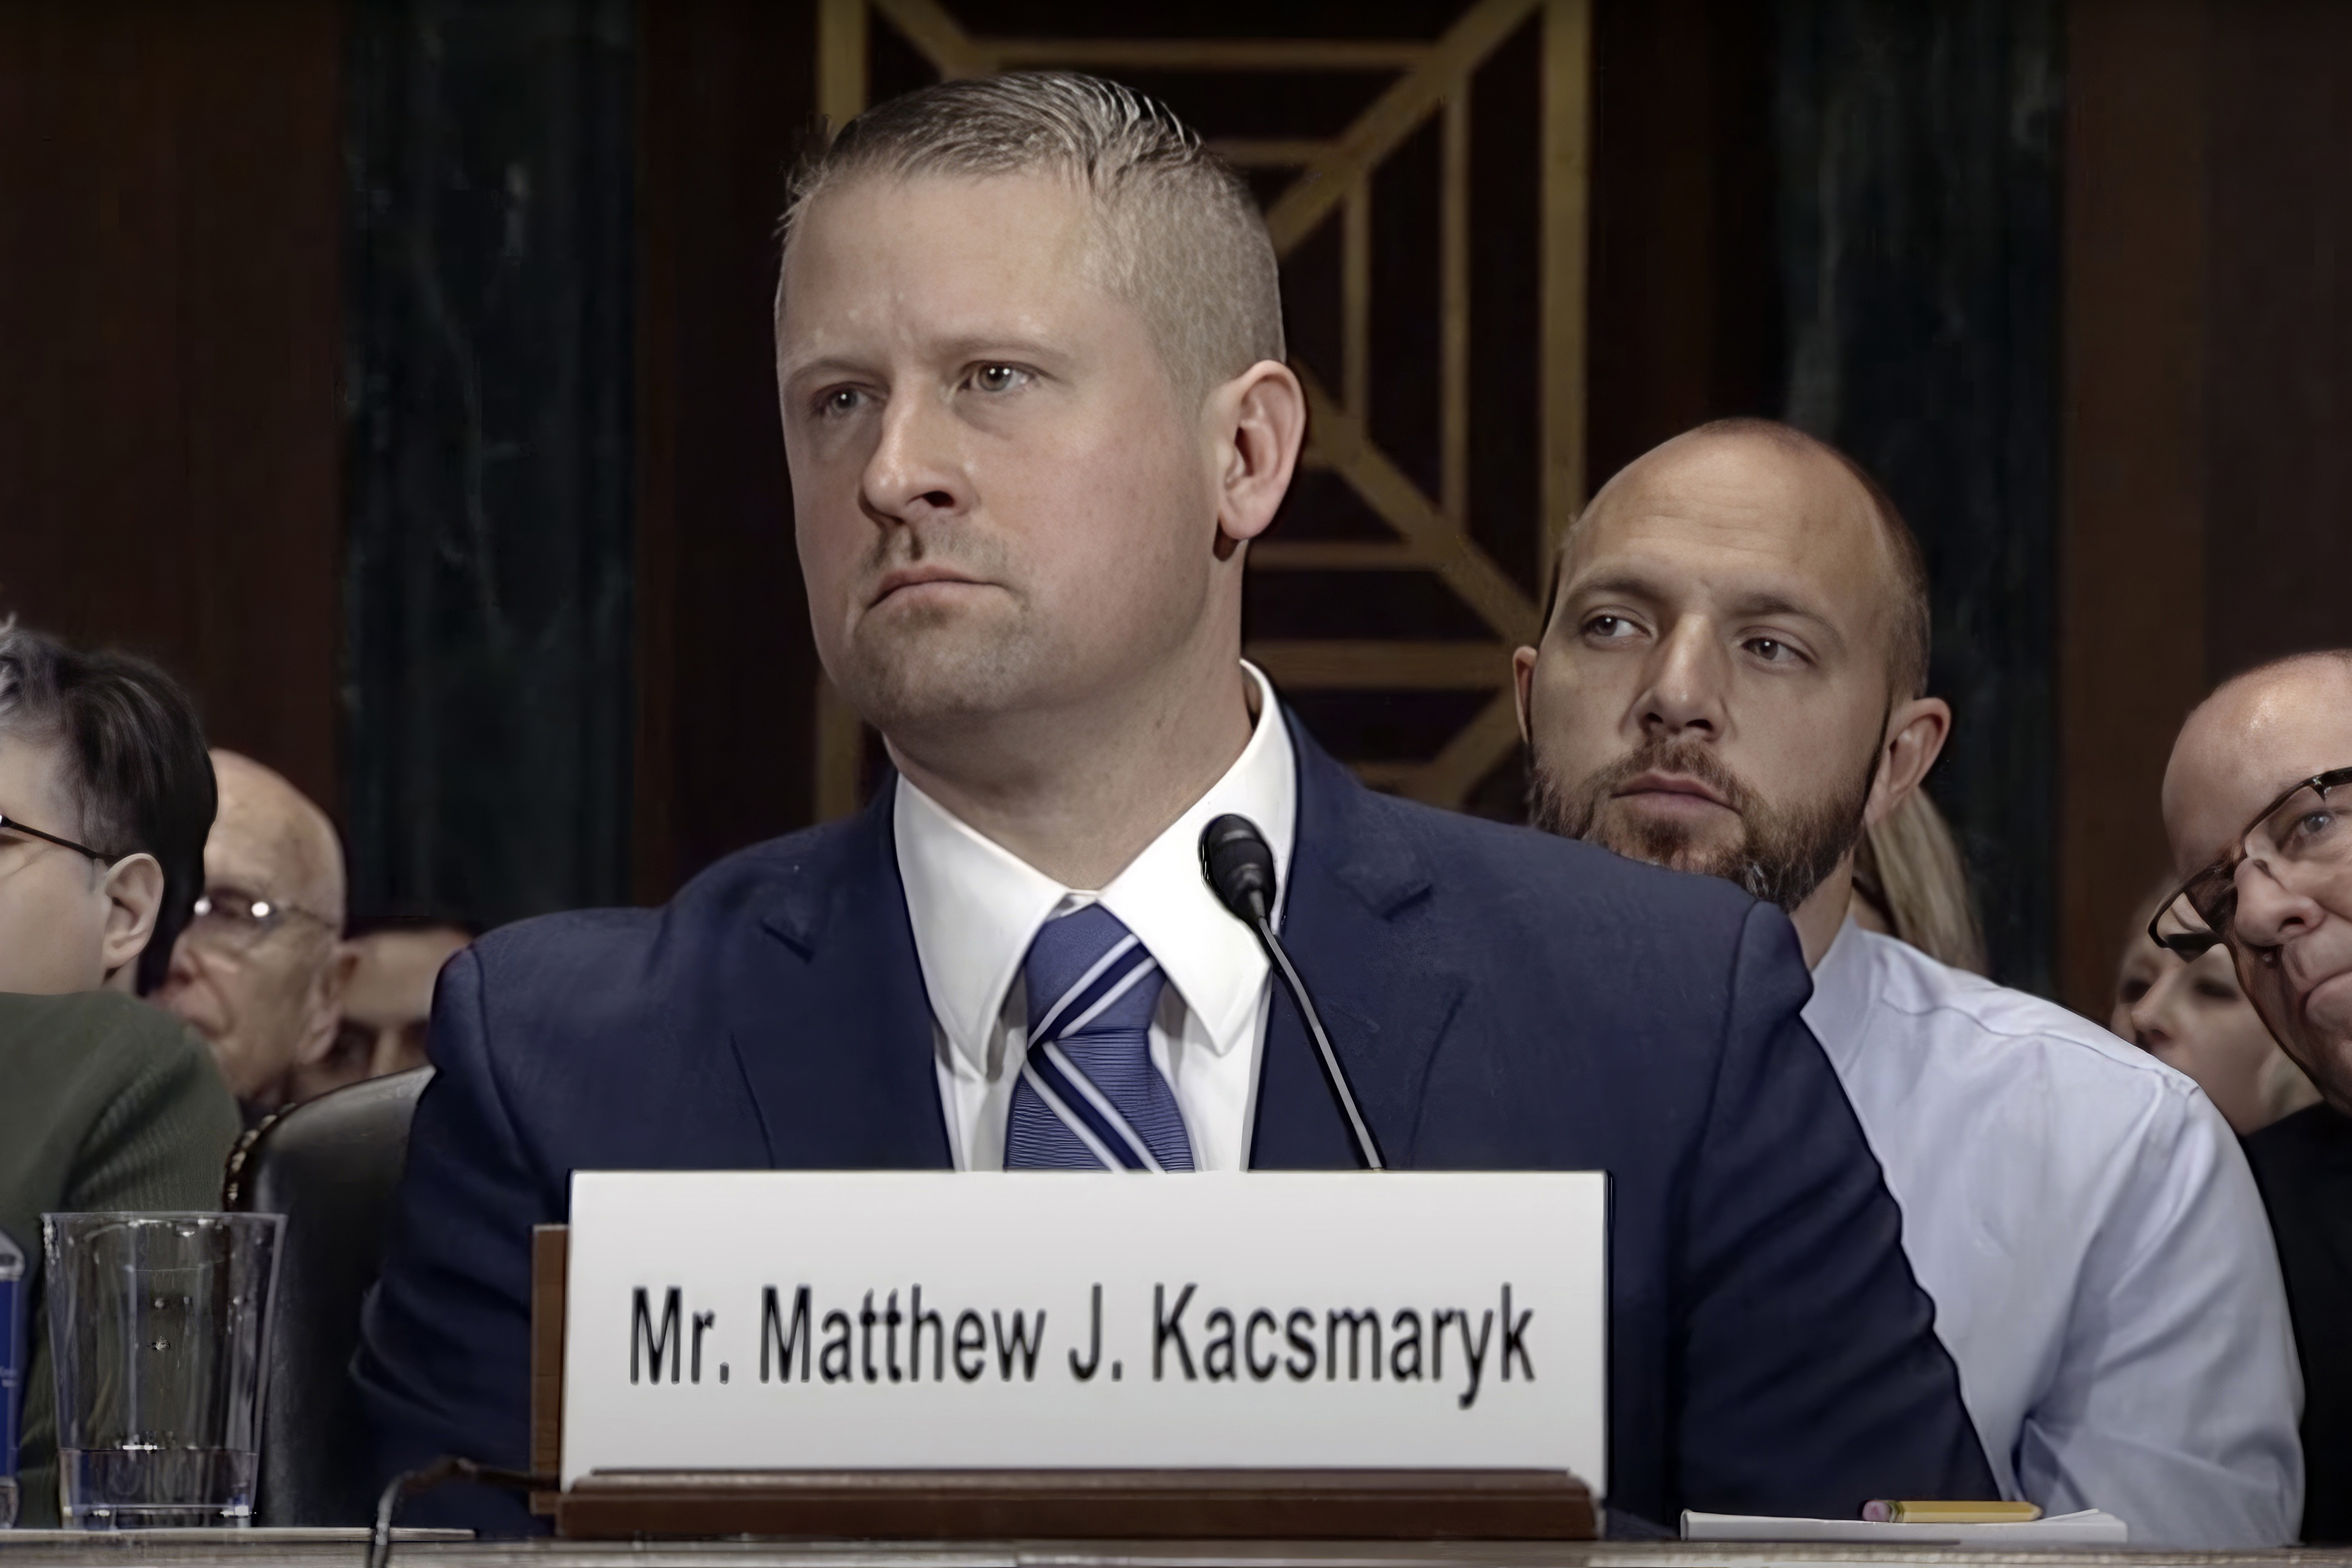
(2015, 1085, 2304, 1547)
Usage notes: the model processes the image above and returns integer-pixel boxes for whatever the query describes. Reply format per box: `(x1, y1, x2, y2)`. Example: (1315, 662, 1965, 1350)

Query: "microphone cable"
(1198, 813, 1385, 1171)
(370, 1457, 555, 1568)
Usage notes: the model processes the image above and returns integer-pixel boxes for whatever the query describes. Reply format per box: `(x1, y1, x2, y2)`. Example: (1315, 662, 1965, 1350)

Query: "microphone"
(1198, 814, 1385, 1172)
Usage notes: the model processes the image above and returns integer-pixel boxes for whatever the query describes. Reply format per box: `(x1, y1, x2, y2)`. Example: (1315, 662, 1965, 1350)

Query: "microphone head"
(1199, 814, 1277, 926)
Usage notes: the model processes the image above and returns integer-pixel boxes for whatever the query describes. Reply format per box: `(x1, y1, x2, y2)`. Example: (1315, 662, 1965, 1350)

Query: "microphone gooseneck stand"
(1198, 813, 1386, 1172)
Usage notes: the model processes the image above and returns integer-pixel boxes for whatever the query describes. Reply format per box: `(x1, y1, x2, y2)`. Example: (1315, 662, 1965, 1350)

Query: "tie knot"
(1024, 904, 1164, 1045)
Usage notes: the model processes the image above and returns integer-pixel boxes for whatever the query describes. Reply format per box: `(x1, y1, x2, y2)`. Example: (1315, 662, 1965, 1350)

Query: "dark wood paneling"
(633, 1, 1566, 875)
(0, 0, 342, 814)
(2059, 0, 2352, 1017)
(634, 0, 822, 902)
(2058, 0, 2210, 1016)
(1585, 0, 1781, 492)
(2203, 1, 2352, 679)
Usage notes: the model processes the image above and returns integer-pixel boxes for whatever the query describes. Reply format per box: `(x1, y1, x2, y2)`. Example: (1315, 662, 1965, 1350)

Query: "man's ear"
(294, 940, 360, 1069)
(1512, 645, 1539, 745)
(97, 852, 164, 978)
(1864, 695, 1953, 830)
(1209, 359, 1307, 558)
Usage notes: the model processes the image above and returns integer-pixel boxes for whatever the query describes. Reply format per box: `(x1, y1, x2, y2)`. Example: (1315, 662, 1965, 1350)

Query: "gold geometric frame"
(812, 0, 1591, 817)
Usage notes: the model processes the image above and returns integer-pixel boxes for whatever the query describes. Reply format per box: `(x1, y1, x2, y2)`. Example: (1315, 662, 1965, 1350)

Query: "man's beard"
(1526, 735, 1876, 912)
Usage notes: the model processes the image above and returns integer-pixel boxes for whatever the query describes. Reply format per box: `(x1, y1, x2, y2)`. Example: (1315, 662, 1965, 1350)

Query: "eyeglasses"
(0, 813, 112, 865)
(2150, 765, 2352, 960)
(185, 887, 337, 954)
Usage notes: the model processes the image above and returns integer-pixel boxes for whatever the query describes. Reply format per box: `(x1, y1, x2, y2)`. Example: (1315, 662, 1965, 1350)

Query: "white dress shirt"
(1804, 919, 2304, 1547)
(895, 663, 1296, 1171)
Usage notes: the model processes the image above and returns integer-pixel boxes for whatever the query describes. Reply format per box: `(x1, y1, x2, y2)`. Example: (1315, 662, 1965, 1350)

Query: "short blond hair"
(779, 71, 1284, 404)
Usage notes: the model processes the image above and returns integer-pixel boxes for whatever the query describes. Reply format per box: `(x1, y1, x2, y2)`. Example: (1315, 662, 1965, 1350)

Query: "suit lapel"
(1251, 724, 1467, 1170)
(718, 731, 1463, 1174)
(726, 785, 954, 1170)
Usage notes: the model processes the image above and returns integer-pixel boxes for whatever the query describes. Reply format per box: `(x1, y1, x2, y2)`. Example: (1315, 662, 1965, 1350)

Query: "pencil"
(1862, 1500, 2044, 1524)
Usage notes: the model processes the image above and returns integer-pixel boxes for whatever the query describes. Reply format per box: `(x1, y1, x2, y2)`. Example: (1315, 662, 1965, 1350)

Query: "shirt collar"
(1799, 915, 1879, 1073)
(894, 662, 1297, 1078)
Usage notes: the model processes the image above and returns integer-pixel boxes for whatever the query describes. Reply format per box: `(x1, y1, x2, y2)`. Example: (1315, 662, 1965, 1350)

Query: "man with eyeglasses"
(2162, 649, 2352, 1543)
(0, 622, 239, 1523)
(157, 750, 354, 1120)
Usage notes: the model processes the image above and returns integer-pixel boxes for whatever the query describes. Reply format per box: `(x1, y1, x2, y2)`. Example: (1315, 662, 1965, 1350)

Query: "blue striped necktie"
(1004, 904, 1196, 1171)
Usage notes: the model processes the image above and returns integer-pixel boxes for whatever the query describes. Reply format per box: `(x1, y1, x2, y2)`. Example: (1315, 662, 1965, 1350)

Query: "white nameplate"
(561, 1171, 1607, 1496)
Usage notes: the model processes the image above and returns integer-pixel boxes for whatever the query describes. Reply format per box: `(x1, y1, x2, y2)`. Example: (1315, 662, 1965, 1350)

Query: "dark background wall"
(0, 0, 343, 816)
(635, 0, 820, 902)
(1775, 0, 2062, 992)
(5, 0, 2349, 1012)
(2061, 0, 2352, 1014)
(1584, 0, 1780, 487)
(342, 0, 637, 925)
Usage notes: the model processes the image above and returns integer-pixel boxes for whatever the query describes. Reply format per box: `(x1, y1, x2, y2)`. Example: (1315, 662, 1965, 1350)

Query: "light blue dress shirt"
(1804, 919, 2303, 1547)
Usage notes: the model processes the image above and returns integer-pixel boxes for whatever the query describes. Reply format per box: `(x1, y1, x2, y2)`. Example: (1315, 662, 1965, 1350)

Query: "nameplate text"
(560, 1171, 1606, 1494)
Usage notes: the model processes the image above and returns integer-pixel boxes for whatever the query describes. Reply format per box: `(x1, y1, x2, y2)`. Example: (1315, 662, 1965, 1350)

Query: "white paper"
(1681, 1508, 2128, 1547)
(562, 1171, 1606, 1495)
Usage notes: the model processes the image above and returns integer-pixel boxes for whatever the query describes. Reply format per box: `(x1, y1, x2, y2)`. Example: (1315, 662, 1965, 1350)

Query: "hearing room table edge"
(5, 1540, 2352, 1568)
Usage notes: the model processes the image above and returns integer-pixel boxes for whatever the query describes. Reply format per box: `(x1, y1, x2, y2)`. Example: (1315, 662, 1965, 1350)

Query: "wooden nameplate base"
(553, 1467, 1596, 1540)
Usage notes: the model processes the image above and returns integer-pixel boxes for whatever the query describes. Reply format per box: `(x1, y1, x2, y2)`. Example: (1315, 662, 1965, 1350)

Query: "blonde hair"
(1851, 790, 1987, 974)
(779, 71, 1284, 404)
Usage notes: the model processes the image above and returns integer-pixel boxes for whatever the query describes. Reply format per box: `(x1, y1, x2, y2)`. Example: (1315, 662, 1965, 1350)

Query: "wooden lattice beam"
(805, 0, 1589, 817)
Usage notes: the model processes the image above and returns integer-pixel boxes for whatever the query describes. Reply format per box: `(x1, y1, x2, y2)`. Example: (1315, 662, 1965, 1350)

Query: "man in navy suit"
(357, 71, 1993, 1531)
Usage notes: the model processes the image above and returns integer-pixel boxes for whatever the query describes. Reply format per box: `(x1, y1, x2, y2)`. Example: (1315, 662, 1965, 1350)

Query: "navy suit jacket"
(356, 720, 1992, 1531)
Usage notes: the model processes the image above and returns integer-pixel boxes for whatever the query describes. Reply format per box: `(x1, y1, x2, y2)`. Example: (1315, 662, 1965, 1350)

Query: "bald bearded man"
(1515, 419, 2302, 1546)
(2162, 653, 2352, 1542)
(158, 751, 354, 1117)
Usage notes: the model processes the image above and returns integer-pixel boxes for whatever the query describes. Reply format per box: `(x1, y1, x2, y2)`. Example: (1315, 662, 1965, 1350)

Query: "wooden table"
(2, 1536, 2349, 1568)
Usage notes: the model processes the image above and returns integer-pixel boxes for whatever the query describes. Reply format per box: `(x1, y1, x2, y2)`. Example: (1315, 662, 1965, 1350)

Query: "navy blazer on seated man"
(356, 720, 1995, 1533)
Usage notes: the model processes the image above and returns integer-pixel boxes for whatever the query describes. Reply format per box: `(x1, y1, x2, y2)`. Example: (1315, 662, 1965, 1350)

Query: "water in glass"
(58, 1445, 257, 1527)
(41, 1213, 281, 1530)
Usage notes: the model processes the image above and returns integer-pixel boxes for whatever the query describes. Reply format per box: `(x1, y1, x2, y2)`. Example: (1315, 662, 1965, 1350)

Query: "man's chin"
(2296, 973, 2352, 1097)
(834, 628, 1037, 731)
(1585, 814, 1746, 882)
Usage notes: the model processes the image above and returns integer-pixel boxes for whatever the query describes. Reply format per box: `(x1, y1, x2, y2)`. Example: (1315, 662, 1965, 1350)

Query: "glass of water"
(41, 1213, 282, 1529)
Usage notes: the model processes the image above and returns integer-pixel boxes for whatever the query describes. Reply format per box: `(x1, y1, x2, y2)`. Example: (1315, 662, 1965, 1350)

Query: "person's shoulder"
(468, 814, 871, 980)
(1349, 787, 1761, 935)
(0, 989, 215, 1086)
(0, 992, 236, 1181)
(451, 812, 882, 1071)
(2245, 1101, 2352, 1175)
(1860, 929, 2206, 1113)
(671, 811, 880, 914)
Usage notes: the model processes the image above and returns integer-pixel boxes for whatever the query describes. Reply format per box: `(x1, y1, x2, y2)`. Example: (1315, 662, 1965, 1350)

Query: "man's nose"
(2231, 857, 2328, 952)
(161, 932, 201, 990)
(1638, 622, 1728, 739)
(860, 393, 966, 527)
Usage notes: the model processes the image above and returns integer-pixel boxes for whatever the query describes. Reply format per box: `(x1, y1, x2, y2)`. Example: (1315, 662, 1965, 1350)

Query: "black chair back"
(224, 1066, 432, 1525)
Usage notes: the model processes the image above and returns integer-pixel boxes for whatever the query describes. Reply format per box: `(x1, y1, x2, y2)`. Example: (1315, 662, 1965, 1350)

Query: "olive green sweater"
(0, 992, 241, 1525)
